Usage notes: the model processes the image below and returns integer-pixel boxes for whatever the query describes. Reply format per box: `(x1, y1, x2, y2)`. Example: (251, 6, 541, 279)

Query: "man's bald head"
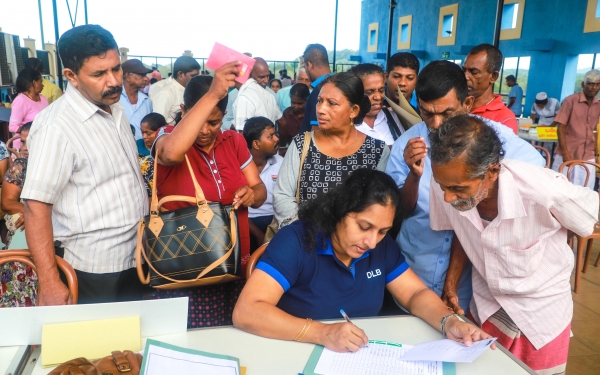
(251, 57, 271, 88)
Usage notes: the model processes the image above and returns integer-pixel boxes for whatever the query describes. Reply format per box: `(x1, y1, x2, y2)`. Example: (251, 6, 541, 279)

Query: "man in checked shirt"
(429, 114, 598, 374)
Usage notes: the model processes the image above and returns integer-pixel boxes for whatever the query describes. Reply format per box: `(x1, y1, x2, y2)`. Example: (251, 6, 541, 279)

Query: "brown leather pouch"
(49, 350, 142, 375)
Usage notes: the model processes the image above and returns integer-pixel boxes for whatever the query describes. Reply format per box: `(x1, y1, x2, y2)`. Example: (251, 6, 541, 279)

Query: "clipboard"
(302, 345, 457, 375)
(140, 339, 244, 375)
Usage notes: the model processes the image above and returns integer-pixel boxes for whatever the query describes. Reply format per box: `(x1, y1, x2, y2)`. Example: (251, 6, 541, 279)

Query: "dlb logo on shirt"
(366, 269, 382, 279)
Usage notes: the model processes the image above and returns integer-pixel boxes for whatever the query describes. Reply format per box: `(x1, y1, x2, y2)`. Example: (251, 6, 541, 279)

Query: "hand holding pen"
(314, 309, 368, 353)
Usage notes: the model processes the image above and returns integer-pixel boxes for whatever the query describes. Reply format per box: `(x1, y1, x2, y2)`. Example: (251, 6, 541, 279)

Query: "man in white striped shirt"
(22, 25, 148, 305)
(429, 114, 598, 374)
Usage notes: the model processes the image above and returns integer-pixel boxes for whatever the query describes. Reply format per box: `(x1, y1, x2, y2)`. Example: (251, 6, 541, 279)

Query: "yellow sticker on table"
(536, 127, 558, 140)
(41, 316, 141, 367)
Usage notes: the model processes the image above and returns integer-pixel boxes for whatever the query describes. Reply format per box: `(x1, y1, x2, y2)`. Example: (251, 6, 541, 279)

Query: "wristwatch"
(440, 313, 465, 337)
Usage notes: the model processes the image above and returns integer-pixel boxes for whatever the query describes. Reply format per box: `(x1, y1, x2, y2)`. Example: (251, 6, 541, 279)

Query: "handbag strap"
(150, 151, 211, 215)
(111, 351, 133, 373)
(139, 207, 238, 284)
(295, 131, 312, 204)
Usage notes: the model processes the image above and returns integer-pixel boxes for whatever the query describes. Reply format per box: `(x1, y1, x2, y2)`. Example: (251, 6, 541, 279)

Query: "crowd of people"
(0, 23, 599, 375)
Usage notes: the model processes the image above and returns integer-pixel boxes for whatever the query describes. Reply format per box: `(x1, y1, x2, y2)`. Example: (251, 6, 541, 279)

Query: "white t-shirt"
(249, 154, 284, 218)
(355, 110, 396, 146)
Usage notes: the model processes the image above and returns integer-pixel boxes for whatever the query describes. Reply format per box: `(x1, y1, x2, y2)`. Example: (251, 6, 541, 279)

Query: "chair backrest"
(532, 145, 551, 168)
(558, 160, 600, 188)
(246, 243, 269, 279)
(0, 250, 79, 304)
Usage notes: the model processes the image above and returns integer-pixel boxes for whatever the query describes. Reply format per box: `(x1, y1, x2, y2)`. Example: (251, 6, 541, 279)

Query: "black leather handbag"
(136, 155, 241, 289)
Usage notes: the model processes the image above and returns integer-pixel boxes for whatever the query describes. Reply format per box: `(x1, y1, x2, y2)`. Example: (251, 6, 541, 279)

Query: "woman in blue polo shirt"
(233, 169, 493, 352)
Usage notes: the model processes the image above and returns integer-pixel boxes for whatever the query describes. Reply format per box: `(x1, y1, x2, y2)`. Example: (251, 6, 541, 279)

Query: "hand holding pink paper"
(206, 43, 255, 84)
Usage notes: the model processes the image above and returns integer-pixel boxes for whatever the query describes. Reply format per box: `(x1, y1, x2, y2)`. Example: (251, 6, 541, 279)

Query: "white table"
(1, 346, 20, 374)
(16, 316, 534, 375)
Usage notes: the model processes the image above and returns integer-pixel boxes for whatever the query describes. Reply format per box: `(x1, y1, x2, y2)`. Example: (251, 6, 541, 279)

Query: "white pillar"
(24, 37, 37, 58)
(44, 42, 57, 80)
(119, 47, 129, 63)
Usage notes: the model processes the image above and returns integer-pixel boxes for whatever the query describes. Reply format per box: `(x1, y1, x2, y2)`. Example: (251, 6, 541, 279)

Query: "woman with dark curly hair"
(233, 169, 494, 353)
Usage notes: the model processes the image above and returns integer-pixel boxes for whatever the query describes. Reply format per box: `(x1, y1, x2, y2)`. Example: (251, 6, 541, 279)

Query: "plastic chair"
(246, 243, 268, 279)
(0, 249, 79, 304)
(532, 145, 551, 168)
(558, 160, 600, 293)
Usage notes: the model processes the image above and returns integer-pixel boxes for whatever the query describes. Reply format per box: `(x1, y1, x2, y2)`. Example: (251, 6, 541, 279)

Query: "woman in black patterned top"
(273, 72, 390, 226)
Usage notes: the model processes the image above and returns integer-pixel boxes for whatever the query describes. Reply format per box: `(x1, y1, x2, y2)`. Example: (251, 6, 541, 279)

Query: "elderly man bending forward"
(430, 114, 598, 375)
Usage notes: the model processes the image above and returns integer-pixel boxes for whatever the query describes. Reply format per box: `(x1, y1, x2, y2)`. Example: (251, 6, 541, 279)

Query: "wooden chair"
(532, 145, 551, 168)
(0, 249, 79, 304)
(558, 160, 600, 293)
(246, 243, 269, 279)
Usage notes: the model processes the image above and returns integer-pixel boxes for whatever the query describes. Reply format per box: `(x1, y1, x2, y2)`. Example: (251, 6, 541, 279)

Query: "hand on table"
(233, 186, 254, 209)
(404, 137, 427, 177)
(319, 322, 369, 353)
(445, 317, 496, 349)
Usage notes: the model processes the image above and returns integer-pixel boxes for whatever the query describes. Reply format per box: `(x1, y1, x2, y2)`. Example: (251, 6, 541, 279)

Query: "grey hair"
(429, 115, 505, 179)
(584, 69, 600, 83)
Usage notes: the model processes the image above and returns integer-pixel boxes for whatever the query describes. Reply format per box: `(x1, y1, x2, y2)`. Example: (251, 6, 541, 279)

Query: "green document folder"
(303, 344, 457, 375)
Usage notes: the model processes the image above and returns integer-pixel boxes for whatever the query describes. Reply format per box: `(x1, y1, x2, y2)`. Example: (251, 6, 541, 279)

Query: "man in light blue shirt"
(119, 59, 153, 140)
(506, 75, 523, 117)
(385, 61, 544, 311)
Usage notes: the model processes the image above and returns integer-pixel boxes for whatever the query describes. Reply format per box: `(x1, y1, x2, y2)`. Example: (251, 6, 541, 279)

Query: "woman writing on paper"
(233, 169, 494, 352)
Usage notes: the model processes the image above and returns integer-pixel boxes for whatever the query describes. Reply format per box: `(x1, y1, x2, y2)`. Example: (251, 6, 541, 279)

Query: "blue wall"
(359, 0, 600, 116)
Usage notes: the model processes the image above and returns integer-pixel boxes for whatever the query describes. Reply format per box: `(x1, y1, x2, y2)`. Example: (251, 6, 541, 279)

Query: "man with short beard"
(385, 60, 544, 313)
(22, 25, 148, 305)
(429, 114, 598, 374)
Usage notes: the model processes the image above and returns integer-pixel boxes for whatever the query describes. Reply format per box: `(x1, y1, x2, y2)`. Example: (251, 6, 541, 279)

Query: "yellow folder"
(41, 316, 142, 367)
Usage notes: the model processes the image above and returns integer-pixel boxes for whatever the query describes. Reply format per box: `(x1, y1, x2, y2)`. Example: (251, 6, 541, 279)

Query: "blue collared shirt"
(119, 90, 153, 140)
(385, 116, 545, 310)
(256, 220, 409, 320)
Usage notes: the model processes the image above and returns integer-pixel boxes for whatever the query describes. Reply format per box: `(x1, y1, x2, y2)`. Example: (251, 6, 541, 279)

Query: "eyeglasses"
(584, 81, 600, 88)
